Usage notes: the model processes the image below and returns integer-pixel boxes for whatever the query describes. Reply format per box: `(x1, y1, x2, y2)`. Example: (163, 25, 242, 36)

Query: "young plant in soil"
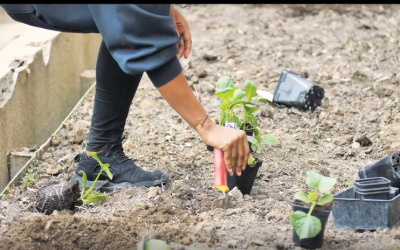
(290, 171, 336, 240)
(213, 76, 276, 166)
(21, 169, 36, 188)
(78, 152, 112, 205)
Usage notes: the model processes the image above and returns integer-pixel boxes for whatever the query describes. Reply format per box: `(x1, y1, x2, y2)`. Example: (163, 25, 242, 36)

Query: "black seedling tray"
(332, 187, 400, 229)
(273, 70, 324, 112)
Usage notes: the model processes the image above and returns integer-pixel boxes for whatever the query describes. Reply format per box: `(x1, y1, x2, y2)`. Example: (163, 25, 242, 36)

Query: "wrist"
(196, 118, 216, 141)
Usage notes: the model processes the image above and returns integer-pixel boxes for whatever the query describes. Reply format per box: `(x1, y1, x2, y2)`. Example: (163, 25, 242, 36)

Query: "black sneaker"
(70, 149, 168, 192)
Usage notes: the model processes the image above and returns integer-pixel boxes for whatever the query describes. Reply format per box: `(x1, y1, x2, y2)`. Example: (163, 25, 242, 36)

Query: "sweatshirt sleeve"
(88, 4, 182, 88)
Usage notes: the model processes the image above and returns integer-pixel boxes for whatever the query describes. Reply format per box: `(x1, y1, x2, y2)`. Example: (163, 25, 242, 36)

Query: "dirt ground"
(1, 4, 400, 250)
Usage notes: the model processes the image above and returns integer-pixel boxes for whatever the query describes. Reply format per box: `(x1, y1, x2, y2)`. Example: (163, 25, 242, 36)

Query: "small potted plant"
(290, 171, 336, 249)
(209, 76, 277, 194)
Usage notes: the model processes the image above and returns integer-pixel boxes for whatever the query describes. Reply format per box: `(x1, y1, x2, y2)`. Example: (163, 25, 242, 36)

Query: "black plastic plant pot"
(354, 177, 391, 200)
(332, 187, 400, 230)
(358, 152, 400, 188)
(227, 159, 262, 195)
(292, 200, 332, 249)
(272, 70, 324, 112)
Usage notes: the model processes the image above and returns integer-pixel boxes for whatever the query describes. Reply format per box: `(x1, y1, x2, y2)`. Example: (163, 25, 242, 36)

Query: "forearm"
(157, 71, 214, 137)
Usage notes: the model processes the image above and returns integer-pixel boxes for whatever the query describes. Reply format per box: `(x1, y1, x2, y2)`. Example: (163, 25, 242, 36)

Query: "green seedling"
(345, 178, 353, 187)
(213, 76, 277, 165)
(1, 186, 12, 200)
(21, 169, 35, 188)
(290, 171, 336, 240)
(78, 152, 113, 205)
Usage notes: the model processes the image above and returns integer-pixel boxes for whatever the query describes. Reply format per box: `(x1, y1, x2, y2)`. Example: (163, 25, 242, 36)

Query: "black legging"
(86, 41, 142, 152)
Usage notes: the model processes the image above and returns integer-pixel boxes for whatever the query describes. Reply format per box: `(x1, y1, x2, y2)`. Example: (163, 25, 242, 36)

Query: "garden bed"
(1, 4, 400, 250)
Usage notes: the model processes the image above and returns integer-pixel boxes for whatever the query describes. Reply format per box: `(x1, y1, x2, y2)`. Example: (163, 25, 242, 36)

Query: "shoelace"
(114, 150, 131, 163)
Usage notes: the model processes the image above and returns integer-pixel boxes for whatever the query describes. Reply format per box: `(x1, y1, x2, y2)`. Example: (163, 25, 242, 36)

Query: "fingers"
(177, 36, 184, 59)
(183, 30, 192, 59)
(242, 133, 250, 171)
(237, 135, 245, 174)
(231, 140, 240, 176)
(222, 143, 234, 176)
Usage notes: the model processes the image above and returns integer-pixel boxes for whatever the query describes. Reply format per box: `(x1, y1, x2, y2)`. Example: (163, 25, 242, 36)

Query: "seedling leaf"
(245, 80, 257, 100)
(248, 155, 257, 167)
(306, 171, 323, 189)
(79, 170, 88, 195)
(216, 76, 234, 94)
(261, 134, 277, 146)
(82, 192, 109, 205)
(244, 104, 258, 114)
(290, 211, 321, 240)
(228, 100, 252, 110)
(228, 115, 241, 128)
(247, 136, 258, 145)
(308, 192, 317, 202)
(248, 114, 258, 127)
(294, 192, 311, 203)
(318, 176, 337, 193)
(251, 143, 257, 152)
(317, 194, 333, 205)
(232, 89, 245, 102)
(251, 96, 267, 103)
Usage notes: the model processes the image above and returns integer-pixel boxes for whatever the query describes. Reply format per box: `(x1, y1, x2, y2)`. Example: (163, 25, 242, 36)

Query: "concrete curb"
(0, 81, 96, 196)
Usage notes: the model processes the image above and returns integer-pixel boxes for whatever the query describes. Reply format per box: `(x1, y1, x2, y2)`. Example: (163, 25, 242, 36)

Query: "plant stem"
(307, 201, 317, 216)
(80, 169, 103, 200)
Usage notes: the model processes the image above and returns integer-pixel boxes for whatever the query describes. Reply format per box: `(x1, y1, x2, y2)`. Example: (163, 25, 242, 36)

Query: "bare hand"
(170, 6, 192, 59)
(200, 122, 250, 177)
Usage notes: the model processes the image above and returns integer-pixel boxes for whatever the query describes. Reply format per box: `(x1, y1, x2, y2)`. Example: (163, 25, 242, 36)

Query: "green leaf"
(256, 144, 262, 154)
(228, 100, 252, 110)
(216, 76, 234, 94)
(216, 92, 228, 100)
(318, 176, 337, 193)
(247, 155, 257, 167)
(145, 239, 171, 250)
(231, 89, 245, 102)
(228, 115, 241, 128)
(251, 96, 267, 103)
(294, 192, 311, 203)
(245, 80, 257, 100)
(306, 171, 336, 193)
(247, 136, 258, 145)
(306, 171, 323, 189)
(308, 192, 317, 202)
(92, 152, 113, 180)
(244, 104, 258, 114)
(290, 211, 321, 240)
(317, 194, 333, 205)
(251, 143, 257, 152)
(248, 114, 258, 127)
(79, 170, 88, 194)
(82, 192, 109, 205)
(212, 100, 221, 106)
(261, 134, 277, 146)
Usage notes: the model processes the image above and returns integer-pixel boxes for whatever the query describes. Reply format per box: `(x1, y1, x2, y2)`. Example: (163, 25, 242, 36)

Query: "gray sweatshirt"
(0, 4, 182, 87)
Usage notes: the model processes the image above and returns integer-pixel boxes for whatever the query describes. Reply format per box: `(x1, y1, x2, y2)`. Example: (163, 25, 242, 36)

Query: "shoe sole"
(69, 173, 168, 192)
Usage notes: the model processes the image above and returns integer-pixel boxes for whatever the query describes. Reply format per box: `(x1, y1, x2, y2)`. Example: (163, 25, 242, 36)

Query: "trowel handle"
(214, 148, 228, 193)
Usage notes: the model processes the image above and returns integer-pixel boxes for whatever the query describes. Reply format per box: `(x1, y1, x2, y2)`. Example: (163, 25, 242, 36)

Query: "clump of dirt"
(2, 4, 400, 250)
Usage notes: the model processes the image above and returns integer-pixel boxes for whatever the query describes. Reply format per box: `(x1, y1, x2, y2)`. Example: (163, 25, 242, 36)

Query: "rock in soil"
(51, 134, 62, 147)
(46, 165, 63, 175)
(355, 135, 373, 147)
(35, 180, 81, 215)
(250, 239, 265, 246)
(148, 187, 160, 199)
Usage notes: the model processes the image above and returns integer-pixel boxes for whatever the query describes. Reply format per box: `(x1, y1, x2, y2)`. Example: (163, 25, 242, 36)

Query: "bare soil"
(1, 4, 400, 250)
